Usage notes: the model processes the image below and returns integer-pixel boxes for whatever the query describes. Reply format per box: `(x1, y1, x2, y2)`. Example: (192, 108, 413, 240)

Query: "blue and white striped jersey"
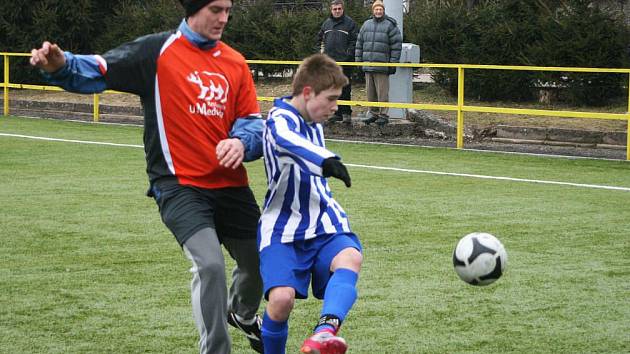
(258, 97, 352, 251)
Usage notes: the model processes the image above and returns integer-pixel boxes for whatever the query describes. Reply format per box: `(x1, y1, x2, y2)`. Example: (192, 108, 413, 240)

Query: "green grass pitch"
(1, 116, 629, 353)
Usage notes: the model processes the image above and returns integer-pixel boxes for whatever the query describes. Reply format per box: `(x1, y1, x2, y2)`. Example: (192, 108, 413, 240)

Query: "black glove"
(322, 158, 351, 188)
(388, 67, 397, 75)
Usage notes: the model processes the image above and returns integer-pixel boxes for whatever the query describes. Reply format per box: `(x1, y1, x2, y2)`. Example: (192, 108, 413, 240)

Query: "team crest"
(187, 71, 230, 118)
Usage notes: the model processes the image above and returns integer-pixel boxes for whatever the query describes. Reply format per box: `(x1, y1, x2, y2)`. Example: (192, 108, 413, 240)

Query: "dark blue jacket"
(317, 14, 358, 62)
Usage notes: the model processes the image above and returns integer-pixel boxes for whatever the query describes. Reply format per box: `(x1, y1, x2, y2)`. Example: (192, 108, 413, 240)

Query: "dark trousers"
(336, 66, 353, 116)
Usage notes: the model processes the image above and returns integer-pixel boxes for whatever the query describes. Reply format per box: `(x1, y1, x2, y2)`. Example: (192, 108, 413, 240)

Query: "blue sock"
(261, 312, 288, 354)
(315, 268, 359, 333)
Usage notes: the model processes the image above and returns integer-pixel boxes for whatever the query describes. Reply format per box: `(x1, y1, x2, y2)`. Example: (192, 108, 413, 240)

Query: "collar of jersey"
(274, 96, 317, 126)
(274, 96, 298, 116)
(178, 19, 218, 50)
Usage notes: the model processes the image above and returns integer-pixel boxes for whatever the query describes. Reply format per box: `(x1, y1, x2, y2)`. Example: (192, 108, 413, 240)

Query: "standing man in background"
(317, 0, 357, 125)
(30, 1, 265, 353)
(355, 0, 402, 126)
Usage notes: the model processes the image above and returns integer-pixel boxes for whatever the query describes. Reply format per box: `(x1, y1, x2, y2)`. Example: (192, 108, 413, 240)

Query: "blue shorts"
(259, 232, 362, 300)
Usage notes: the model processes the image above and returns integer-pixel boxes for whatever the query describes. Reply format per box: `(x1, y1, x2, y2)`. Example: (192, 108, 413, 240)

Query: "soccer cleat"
(300, 331, 347, 354)
(363, 115, 378, 125)
(227, 312, 264, 353)
(375, 116, 389, 126)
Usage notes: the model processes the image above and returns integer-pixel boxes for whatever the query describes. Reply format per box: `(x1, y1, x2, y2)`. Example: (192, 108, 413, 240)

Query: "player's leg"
(150, 183, 230, 354)
(215, 187, 264, 353)
(301, 234, 362, 354)
(315, 234, 363, 333)
(263, 286, 296, 354)
(223, 236, 262, 318)
(259, 241, 312, 354)
(222, 237, 264, 353)
(321, 246, 362, 325)
(183, 228, 231, 354)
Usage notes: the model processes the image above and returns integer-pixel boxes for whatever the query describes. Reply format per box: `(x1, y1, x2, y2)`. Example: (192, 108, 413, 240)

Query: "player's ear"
(302, 86, 313, 99)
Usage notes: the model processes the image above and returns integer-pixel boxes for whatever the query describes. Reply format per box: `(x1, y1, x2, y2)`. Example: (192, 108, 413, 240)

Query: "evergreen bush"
(2, 0, 628, 106)
(526, 0, 630, 106)
(404, 0, 630, 106)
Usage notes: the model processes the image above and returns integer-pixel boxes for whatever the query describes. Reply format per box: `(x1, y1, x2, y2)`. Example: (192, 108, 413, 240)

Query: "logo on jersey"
(187, 71, 230, 118)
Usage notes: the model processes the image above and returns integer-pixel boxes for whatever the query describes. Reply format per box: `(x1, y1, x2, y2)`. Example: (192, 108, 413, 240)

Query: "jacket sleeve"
(42, 52, 107, 94)
(316, 25, 325, 53)
(348, 20, 358, 60)
(389, 24, 403, 64)
(102, 32, 168, 96)
(267, 115, 336, 177)
(43, 33, 166, 96)
(355, 25, 364, 62)
(230, 115, 264, 162)
(229, 58, 264, 161)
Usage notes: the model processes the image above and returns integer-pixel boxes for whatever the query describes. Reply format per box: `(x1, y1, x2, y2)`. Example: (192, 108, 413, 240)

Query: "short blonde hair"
(292, 54, 349, 96)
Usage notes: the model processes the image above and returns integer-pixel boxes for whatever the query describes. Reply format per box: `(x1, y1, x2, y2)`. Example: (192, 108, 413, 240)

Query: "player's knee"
(332, 247, 363, 272)
(196, 257, 226, 278)
(267, 287, 295, 320)
(346, 248, 363, 270)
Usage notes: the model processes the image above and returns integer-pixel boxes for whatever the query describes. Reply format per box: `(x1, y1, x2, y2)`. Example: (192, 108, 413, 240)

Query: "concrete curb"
(495, 125, 626, 146)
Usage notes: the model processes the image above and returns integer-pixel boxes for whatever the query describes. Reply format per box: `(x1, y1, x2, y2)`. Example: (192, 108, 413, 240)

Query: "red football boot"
(300, 330, 347, 354)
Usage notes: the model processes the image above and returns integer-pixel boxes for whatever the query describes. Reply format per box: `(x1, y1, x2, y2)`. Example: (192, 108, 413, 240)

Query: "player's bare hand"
(30, 41, 66, 73)
(216, 138, 245, 169)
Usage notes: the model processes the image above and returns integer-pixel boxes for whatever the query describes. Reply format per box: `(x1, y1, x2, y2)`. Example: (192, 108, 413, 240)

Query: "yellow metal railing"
(3, 52, 630, 159)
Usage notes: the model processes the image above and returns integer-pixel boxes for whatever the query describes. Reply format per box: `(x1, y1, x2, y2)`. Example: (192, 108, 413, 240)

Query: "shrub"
(223, 0, 325, 77)
(526, 0, 630, 106)
(404, 0, 630, 105)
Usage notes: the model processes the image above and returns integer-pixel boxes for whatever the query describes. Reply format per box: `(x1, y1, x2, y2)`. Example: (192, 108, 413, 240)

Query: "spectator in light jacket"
(355, 0, 402, 126)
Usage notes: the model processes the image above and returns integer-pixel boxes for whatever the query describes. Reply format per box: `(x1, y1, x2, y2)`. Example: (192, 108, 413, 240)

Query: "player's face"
(373, 6, 384, 18)
(188, 0, 232, 41)
(305, 87, 342, 123)
(331, 4, 344, 18)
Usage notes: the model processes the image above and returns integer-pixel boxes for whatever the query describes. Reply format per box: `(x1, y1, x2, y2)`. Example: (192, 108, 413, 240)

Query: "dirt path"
(3, 88, 628, 160)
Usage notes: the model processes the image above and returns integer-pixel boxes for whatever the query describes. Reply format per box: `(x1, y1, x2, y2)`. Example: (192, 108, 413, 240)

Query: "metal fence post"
(456, 66, 464, 149)
(627, 73, 629, 161)
(3, 54, 8, 116)
(93, 94, 100, 122)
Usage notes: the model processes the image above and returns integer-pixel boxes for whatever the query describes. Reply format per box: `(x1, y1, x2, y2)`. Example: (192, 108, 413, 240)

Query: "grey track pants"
(183, 227, 262, 354)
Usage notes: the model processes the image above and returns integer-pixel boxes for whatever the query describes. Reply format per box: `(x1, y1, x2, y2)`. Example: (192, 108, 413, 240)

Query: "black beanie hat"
(180, 0, 231, 17)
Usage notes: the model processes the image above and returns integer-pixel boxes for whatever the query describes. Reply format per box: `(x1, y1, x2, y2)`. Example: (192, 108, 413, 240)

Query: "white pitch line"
(347, 163, 630, 192)
(0, 133, 143, 148)
(328, 138, 626, 162)
(2, 133, 629, 192)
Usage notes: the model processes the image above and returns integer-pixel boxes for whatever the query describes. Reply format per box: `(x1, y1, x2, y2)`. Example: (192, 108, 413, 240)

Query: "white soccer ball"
(452, 232, 507, 286)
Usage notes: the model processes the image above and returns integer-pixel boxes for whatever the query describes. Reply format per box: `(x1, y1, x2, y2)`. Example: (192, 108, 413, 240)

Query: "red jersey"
(102, 31, 261, 189)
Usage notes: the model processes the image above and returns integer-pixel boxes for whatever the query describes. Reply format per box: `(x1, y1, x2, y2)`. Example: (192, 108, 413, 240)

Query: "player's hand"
(30, 41, 66, 73)
(322, 157, 351, 188)
(216, 138, 245, 169)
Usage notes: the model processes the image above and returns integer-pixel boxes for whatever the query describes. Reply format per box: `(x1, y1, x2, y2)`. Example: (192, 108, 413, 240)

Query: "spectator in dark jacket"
(355, 0, 402, 126)
(317, 0, 357, 124)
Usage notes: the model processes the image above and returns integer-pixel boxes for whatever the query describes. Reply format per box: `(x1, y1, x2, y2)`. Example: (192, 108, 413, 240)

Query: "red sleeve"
(235, 61, 261, 119)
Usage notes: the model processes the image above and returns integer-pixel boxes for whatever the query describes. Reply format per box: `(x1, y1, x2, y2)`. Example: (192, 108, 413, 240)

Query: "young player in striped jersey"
(258, 54, 363, 354)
